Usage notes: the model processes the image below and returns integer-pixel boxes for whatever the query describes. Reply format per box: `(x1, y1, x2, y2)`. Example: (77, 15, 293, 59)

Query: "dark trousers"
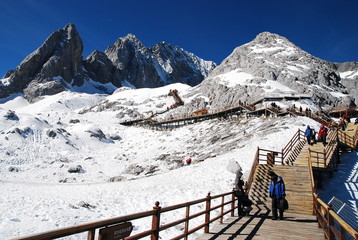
(237, 197, 244, 216)
(272, 198, 284, 218)
(321, 135, 327, 145)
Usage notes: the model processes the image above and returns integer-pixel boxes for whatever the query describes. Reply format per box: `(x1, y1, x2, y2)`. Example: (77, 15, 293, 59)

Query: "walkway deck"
(196, 205, 324, 240)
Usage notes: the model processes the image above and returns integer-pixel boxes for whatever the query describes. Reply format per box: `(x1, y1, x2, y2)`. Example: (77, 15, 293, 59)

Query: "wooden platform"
(195, 205, 324, 240)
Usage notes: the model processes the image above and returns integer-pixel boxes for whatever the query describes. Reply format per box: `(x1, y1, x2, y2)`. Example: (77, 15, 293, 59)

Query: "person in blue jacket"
(269, 171, 286, 220)
(305, 125, 313, 145)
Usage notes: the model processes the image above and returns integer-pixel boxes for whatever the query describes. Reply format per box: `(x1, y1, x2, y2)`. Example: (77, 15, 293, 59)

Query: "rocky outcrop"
(335, 61, 358, 106)
(105, 34, 216, 88)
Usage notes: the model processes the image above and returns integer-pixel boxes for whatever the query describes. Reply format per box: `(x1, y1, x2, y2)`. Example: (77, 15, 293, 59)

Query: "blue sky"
(1, 0, 357, 77)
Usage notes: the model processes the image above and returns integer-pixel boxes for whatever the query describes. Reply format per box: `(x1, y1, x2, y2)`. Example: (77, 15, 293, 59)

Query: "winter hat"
(268, 171, 276, 176)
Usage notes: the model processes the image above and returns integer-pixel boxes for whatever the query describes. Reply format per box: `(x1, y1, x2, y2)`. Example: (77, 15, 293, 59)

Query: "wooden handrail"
(313, 193, 358, 240)
(11, 191, 237, 240)
(307, 151, 316, 194)
(308, 144, 358, 240)
(245, 147, 260, 193)
(282, 129, 305, 163)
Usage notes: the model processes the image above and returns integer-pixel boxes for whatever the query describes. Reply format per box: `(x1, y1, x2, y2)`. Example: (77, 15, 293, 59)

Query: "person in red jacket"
(318, 123, 328, 146)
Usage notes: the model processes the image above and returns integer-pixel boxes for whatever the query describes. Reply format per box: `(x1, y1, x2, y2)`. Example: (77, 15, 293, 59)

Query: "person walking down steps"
(269, 171, 286, 220)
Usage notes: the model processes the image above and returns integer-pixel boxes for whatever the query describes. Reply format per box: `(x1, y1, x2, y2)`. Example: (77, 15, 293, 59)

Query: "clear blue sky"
(1, 0, 357, 77)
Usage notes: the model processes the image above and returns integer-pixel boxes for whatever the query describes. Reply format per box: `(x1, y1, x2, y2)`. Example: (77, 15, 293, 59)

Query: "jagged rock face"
(105, 34, 216, 88)
(335, 62, 358, 104)
(105, 34, 163, 88)
(83, 50, 122, 87)
(0, 23, 84, 102)
(151, 42, 216, 86)
(204, 32, 358, 108)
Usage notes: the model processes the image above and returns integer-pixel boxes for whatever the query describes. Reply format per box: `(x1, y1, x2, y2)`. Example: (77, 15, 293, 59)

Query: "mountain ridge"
(0, 23, 216, 102)
(0, 24, 357, 108)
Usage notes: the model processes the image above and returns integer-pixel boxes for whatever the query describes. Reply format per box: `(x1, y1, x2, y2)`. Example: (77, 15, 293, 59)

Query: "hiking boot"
(271, 217, 278, 220)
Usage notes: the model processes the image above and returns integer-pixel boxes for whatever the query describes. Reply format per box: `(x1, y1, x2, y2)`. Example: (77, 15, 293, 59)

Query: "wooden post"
(316, 196, 323, 229)
(220, 195, 224, 224)
(204, 193, 211, 233)
(87, 230, 95, 240)
(151, 201, 161, 240)
(338, 224, 346, 240)
(327, 204, 334, 240)
(184, 205, 190, 240)
(267, 152, 274, 165)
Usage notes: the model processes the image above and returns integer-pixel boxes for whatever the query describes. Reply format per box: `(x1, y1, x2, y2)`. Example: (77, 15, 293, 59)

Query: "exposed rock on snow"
(68, 165, 84, 173)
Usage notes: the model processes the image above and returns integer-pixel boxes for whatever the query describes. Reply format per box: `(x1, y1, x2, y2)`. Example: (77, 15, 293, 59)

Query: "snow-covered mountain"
(105, 34, 216, 88)
(0, 23, 216, 102)
(197, 32, 358, 110)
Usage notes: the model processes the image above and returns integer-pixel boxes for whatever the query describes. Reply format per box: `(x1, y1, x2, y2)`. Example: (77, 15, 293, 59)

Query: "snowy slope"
(0, 77, 356, 239)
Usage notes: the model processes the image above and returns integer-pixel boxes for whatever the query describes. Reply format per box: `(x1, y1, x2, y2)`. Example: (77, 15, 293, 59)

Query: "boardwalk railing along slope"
(198, 123, 358, 240)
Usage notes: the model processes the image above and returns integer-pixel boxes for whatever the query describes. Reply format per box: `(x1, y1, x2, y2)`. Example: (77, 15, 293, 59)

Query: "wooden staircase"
(248, 123, 358, 216)
(248, 164, 314, 215)
(294, 142, 326, 167)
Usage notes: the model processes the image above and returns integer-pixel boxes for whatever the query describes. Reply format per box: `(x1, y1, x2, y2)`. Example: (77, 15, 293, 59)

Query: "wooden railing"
(337, 128, 357, 149)
(11, 192, 237, 240)
(313, 193, 358, 240)
(245, 147, 260, 193)
(281, 129, 305, 164)
(325, 130, 339, 162)
(246, 129, 305, 193)
(308, 137, 358, 240)
(308, 129, 339, 169)
(256, 148, 283, 165)
(307, 151, 316, 193)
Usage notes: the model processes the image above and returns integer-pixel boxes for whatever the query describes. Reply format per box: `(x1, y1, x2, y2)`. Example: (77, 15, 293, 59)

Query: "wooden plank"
(195, 206, 324, 240)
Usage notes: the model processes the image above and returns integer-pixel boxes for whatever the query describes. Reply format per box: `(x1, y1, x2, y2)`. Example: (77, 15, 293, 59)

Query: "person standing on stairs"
(318, 123, 328, 146)
(268, 171, 286, 220)
(234, 169, 245, 217)
(305, 125, 313, 145)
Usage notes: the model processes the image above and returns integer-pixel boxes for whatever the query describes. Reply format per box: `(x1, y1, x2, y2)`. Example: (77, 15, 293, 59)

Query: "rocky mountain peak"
(105, 35, 216, 88)
(203, 32, 357, 108)
(0, 23, 84, 102)
(110, 33, 146, 53)
(253, 32, 293, 46)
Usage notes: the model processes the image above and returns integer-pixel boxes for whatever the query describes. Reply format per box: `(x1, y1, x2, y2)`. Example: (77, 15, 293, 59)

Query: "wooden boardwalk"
(196, 205, 324, 240)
